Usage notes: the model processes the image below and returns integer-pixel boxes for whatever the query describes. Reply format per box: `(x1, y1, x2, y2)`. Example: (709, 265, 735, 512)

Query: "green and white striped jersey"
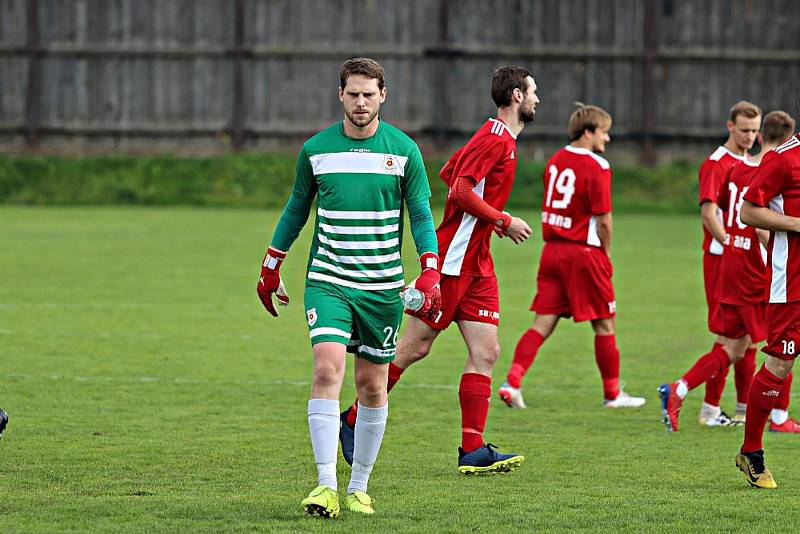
(291, 120, 431, 290)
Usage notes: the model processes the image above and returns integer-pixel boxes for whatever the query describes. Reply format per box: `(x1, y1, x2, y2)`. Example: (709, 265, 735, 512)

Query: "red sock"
(346, 362, 405, 427)
(507, 329, 545, 388)
(775, 371, 794, 412)
(459, 373, 491, 453)
(681, 344, 730, 391)
(703, 342, 727, 406)
(594, 334, 620, 400)
(742, 365, 785, 453)
(734, 347, 757, 404)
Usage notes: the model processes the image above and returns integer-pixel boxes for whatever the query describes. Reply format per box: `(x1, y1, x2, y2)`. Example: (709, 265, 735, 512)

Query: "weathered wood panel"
(1, 0, 799, 159)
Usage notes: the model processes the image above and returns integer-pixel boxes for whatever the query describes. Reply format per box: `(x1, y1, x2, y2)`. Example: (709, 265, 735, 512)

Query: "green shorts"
(304, 279, 403, 364)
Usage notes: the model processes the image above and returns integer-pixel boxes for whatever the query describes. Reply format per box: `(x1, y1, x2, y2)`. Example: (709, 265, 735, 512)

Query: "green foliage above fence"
(0, 153, 700, 213)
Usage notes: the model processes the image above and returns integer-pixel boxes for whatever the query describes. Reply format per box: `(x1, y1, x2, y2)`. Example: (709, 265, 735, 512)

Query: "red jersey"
(540, 145, 611, 246)
(744, 135, 800, 304)
(717, 160, 766, 304)
(699, 146, 748, 254)
(438, 118, 517, 276)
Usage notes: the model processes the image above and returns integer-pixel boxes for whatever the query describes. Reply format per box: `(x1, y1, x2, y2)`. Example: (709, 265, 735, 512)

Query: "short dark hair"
(490, 65, 532, 107)
(568, 102, 613, 141)
(340, 57, 385, 90)
(729, 100, 762, 123)
(762, 110, 796, 144)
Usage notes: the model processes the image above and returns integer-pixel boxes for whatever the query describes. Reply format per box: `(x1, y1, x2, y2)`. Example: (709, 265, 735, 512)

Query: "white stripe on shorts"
(359, 344, 396, 358)
(309, 327, 351, 339)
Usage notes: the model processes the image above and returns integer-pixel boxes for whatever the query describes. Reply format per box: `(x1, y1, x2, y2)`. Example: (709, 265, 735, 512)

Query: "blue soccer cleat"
(339, 408, 355, 466)
(457, 443, 524, 474)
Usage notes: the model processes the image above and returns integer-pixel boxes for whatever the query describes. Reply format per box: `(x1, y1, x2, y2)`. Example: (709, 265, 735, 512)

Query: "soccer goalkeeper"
(256, 58, 439, 517)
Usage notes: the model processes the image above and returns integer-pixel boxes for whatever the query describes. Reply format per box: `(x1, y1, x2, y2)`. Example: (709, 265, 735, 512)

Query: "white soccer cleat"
(498, 381, 527, 408)
(705, 411, 733, 427)
(603, 388, 646, 408)
(698, 403, 721, 425)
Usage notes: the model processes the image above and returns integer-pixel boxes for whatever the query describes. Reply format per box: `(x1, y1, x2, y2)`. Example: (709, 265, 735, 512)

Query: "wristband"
(264, 247, 286, 270)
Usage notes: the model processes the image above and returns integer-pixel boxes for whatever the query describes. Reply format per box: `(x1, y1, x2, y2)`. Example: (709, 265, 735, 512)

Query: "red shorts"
(703, 252, 725, 335)
(420, 273, 500, 330)
(763, 302, 800, 360)
(530, 241, 615, 322)
(718, 302, 766, 342)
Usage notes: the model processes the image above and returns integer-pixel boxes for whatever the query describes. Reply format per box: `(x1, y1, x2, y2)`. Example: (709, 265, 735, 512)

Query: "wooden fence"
(1, 0, 799, 161)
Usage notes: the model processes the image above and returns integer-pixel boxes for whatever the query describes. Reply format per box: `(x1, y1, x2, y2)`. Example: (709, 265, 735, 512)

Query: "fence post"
(24, 0, 41, 148)
(641, 0, 658, 165)
(433, 0, 450, 150)
(230, 0, 246, 151)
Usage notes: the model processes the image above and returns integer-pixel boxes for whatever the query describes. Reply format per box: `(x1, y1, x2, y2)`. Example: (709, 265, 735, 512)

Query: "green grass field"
(3, 207, 800, 532)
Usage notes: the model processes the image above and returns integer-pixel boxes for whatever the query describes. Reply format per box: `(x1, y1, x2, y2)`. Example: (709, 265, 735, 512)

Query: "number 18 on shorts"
(304, 280, 403, 364)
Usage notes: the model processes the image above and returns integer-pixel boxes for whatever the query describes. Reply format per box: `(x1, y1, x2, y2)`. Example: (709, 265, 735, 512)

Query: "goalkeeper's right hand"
(257, 247, 289, 317)
(402, 252, 441, 320)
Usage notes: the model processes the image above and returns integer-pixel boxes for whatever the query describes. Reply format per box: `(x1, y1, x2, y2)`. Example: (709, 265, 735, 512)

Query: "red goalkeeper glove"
(403, 252, 441, 320)
(257, 247, 289, 317)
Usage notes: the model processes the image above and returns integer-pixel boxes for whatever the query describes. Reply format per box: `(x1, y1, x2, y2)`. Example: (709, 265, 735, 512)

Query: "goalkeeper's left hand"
(257, 247, 290, 317)
(403, 252, 441, 320)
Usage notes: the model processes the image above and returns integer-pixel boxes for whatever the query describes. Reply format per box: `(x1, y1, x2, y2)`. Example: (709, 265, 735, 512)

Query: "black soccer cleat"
(0, 408, 8, 441)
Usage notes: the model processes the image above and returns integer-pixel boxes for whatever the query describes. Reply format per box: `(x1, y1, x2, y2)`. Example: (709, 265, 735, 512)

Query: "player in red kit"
(696, 102, 762, 426)
(734, 110, 800, 488)
(339, 66, 538, 474)
(659, 111, 796, 433)
(498, 103, 645, 409)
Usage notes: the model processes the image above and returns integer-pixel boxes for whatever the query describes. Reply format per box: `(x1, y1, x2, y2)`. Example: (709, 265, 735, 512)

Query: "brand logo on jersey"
(307, 308, 317, 326)
(383, 155, 395, 171)
(509, 150, 515, 160)
(478, 309, 500, 320)
(763, 389, 780, 397)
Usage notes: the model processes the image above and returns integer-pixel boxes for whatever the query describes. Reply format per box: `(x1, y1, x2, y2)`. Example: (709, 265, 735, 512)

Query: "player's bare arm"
(756, 228, 770, 248)
(741, 199, 800, 233)
(596, 212, 612, 254)
(700, 201, 727, 243)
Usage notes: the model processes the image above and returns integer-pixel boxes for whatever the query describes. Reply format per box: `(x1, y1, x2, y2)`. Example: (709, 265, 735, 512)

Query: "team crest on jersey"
(307, 308, 317, 326)
(382, 155, 395, 172)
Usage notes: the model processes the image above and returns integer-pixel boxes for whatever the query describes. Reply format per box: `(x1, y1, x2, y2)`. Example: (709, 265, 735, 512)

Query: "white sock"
(700, 402, 720, 418)
(735, 402, 747, 414)
(771, 409, 789, 425)
(308, 398, 340, 491)
(347, 402, 388, 494)
(676, 380, 689, 399)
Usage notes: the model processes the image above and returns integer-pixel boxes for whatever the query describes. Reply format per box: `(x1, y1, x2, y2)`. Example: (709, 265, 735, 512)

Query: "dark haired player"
(341, 65, 538, 474)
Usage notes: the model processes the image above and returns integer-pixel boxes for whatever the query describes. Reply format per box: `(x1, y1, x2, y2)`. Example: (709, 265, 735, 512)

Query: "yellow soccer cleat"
(344, 491, 375, 514)
(301, 485, 340, 518)
(736, 450, 777, 489)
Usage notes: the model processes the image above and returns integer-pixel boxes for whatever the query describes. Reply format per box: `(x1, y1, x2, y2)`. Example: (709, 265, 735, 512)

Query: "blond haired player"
(498, 103, 645, 409)
(697, 102, 762, 426)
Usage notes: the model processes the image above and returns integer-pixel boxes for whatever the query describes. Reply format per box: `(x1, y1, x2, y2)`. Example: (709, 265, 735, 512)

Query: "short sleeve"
(401, 144, 432, 203)
(453, 135, 504, 183)
(439, 145, 464, 186)
(698, 159, 721, 205)
(744, 151, 788, 207)
(292, 145, 317, 199)
(589, 167, 612, 215)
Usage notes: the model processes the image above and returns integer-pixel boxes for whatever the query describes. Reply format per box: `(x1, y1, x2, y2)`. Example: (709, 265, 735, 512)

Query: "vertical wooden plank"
(230, 0, 245, 150)
(641, 0, 657, 165)
(24, 0, 41, 146)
